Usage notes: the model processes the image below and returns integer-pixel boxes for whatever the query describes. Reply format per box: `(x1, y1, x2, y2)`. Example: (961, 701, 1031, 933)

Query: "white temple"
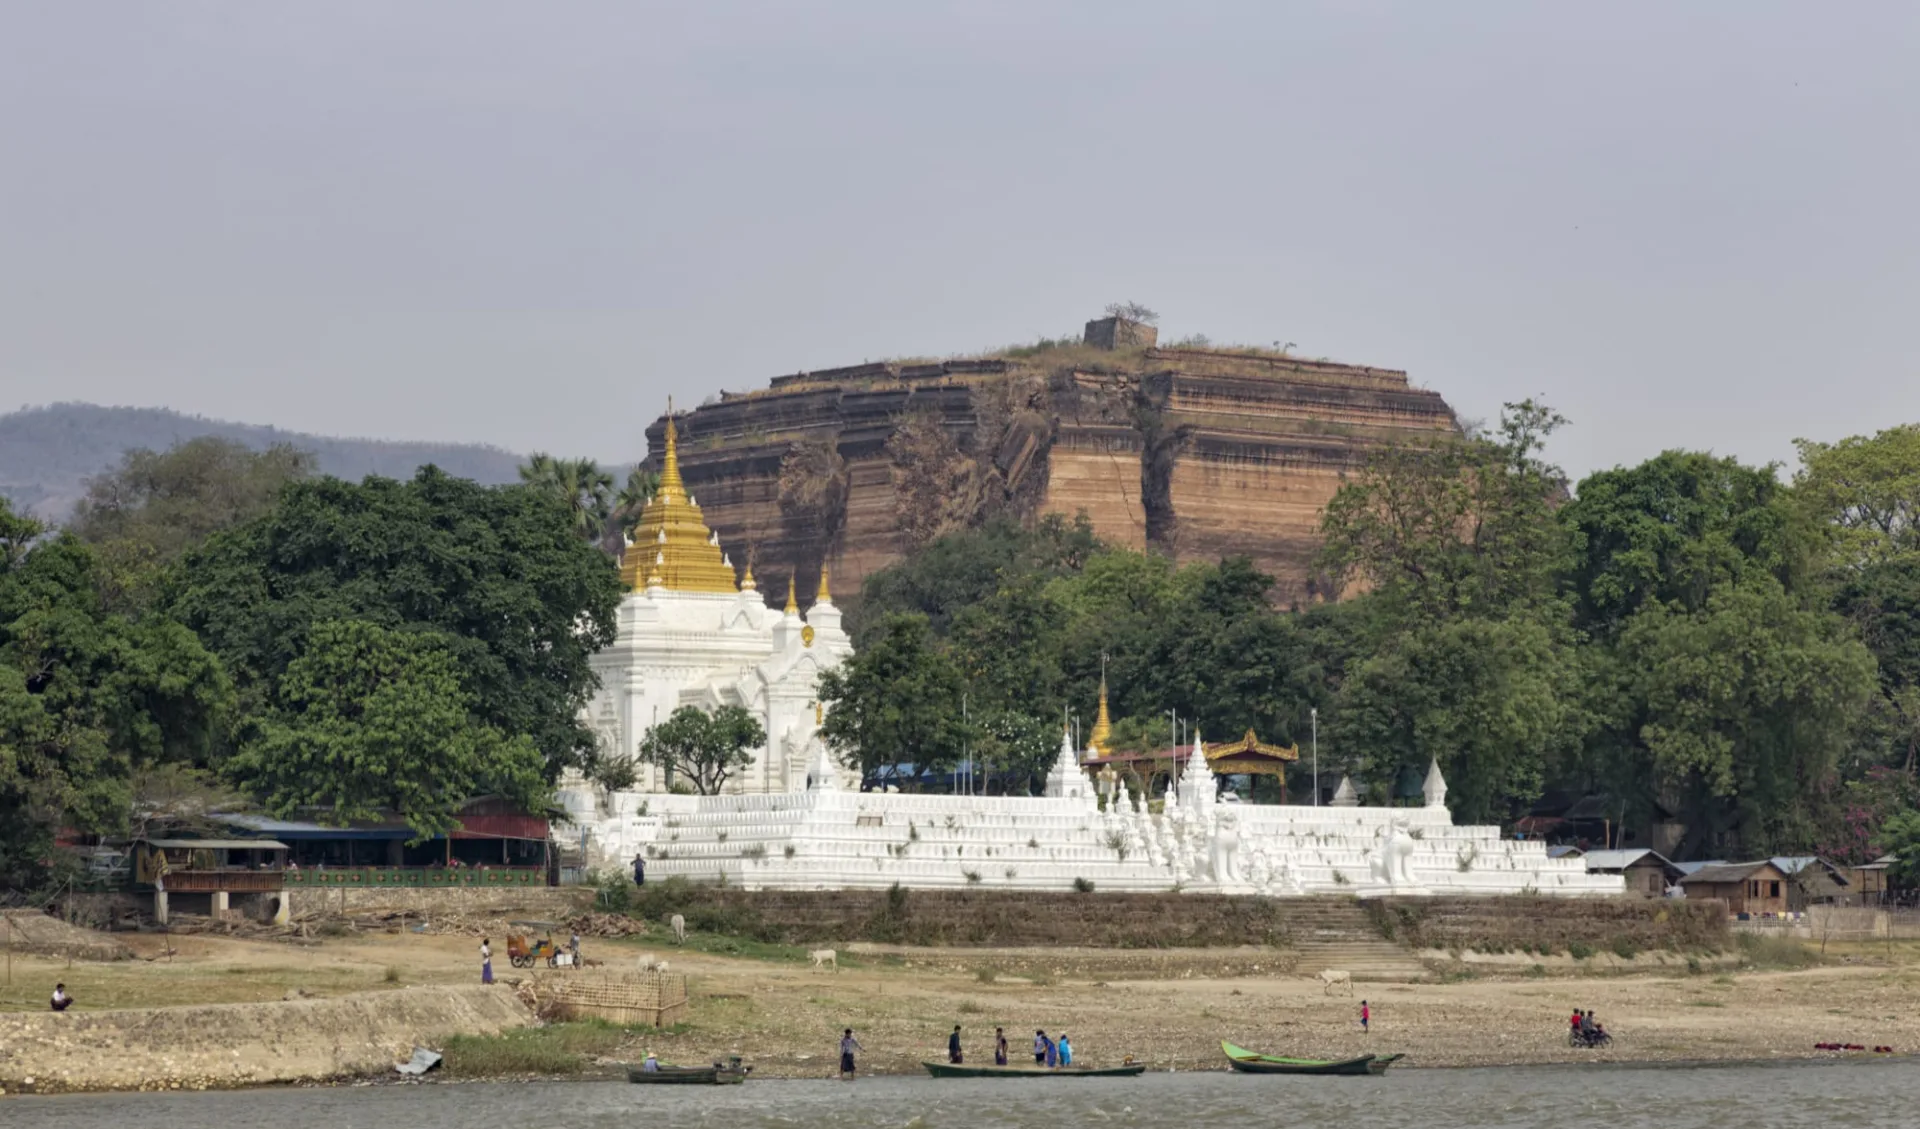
(557, 410, 1622, 899)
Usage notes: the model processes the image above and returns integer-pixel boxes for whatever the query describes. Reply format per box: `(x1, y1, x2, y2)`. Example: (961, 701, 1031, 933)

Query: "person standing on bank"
(1057, 1033, 1073, 1066)
(995, 1027, 1009, 1066)
(1033, 1029, 1048, 1065)
(480, 937, 493, 984)
(839, 1028, 863, 1080)
(948, 1025, 964, 1064)
(632, 853, 646, 887)
(1360, 1000, 1370, 1033)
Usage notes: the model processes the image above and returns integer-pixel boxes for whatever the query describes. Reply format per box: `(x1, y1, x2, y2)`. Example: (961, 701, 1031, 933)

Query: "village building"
(1581, 848, 1684, 898)
(1679, 861, 1793, 917)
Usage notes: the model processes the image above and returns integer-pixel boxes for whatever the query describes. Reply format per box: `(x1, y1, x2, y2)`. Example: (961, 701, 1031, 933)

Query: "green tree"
(164, 467, 621, 783)
(1794, 423, 1920, 569)
(519, 454, 615, 543)
(817, 613, 970, 787)
(1, 500, 232, 888)
(1332, 616, 1575, 822)
(637, 704, 766, 796)
(227, 619, 546, 838)
(1319, 400, 1570, 620)
(850, 514, 1099, 643)
(1613, 579, 1876, 855)
(1874, 808, 1920, 887)
(69, 438, 315, 612)
(970, 708, 1059, 796)
(611, 466, 661, 541)
(1562, 449, 1810, 637)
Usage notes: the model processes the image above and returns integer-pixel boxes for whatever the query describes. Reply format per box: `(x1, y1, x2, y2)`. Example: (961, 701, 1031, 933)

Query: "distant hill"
(0, 403, 532, 521)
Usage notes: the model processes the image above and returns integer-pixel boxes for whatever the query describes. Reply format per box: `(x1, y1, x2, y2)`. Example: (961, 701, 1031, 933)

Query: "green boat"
(626, 1063, 749, 1084)
(922, 1061, 1148, 1079)
(1221, 1042, 1403, 1076)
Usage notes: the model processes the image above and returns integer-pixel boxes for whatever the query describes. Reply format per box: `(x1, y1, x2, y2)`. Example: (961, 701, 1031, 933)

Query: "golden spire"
(1088, 672, 1113, 755)
(816, 565, 831, 604)
(815, 700, 824, 726)
(784, 575, 798, 615)
(618, 406, 739, 594)
(741, 556, 757, 591)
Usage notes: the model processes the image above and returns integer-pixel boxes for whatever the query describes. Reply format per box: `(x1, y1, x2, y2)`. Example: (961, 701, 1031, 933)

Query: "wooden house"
(1582, 849, 1683, 897)
(1679, 861, 1792, 917)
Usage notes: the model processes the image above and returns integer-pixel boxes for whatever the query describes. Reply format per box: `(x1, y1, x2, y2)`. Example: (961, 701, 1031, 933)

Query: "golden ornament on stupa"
(1088, 674, 1113, 756)
(618, 410, 740, 594)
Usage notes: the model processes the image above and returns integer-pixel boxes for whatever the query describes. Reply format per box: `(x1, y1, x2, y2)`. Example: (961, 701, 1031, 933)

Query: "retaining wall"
(1370, 895, 1730, 954)
(0, 984, 533, 1094)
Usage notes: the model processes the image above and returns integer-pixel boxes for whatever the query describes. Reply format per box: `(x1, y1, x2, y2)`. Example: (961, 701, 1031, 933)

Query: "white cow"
(809, 948, 838, 972)
(1319, 969, 1354, 996)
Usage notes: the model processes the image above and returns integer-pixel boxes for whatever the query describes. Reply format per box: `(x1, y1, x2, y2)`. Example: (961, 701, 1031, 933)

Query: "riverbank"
(7, 920, 1920, 1094)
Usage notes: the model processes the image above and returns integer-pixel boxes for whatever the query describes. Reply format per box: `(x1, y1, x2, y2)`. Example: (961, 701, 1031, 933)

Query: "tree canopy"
(0, 499, 231, 887)
(163, 467, 622, 784)
(636, 704, 766, 796)
(226, 619, 547, 838)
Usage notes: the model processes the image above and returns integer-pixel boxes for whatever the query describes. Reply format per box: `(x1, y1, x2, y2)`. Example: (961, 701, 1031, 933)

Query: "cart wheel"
(512, 956, 530, 969)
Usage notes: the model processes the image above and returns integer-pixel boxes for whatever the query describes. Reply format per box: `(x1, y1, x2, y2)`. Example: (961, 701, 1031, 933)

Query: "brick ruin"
(642, 319, 1461, 607)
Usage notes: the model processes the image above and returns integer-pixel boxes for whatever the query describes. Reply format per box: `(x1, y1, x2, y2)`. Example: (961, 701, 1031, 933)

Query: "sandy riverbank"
(4, 926, 1918, 1091)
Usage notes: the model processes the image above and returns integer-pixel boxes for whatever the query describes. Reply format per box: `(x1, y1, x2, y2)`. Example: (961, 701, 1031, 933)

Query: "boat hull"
(1220, 1042, 1398, 1076)
(626, 1066, 748, 1084)
(922, 1062, 1147, 1079)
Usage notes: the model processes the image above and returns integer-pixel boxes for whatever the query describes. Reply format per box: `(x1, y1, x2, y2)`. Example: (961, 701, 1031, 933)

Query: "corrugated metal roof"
(1545, 845, 1583, 859)
(1672, 860, 1726, 876)
(1680, 861, 1782, 884)
(146, 838, 290, 850)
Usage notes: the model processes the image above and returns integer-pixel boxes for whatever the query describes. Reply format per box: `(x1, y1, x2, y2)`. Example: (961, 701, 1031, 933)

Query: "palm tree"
(614, 466, 661, 537)
(519, 454, 614, 542)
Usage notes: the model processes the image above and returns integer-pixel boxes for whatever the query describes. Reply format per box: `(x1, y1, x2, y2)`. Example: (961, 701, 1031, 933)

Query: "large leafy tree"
(70, 437, 315, 612)
(1, 500, 232, 888)
(164, 467, 622, 783)
(1793, 423, 1920, 570)
(850, 513, 1099, 642)
(637, 704, 766, 796)
(1319, 400, 1571, 621)
(227, 619, 547, 838)
(817, 613, 971, 786)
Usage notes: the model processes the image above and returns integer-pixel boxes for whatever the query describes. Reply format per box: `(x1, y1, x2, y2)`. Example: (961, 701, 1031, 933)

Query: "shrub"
(1567, 940, 1594, 961)
(1735, 933, 1819, 970)
(964, 869, 983, 884)
(1610, 936, 1639, 960)
(740, 845, 767, 860)
(783, 845, 796, 859)
(1073, 877, 1096, 893)
(974, 966, 1000, 984)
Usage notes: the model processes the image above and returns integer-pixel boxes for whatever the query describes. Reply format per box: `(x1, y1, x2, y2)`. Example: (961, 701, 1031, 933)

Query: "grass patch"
(974, 966, 1001, 984)
(1687, 1000, 1727, 1008)
(441, 1020, 640, 1078)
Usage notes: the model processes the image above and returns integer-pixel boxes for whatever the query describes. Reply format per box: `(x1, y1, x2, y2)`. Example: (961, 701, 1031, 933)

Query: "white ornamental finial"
(1423, 757, 1449, 809)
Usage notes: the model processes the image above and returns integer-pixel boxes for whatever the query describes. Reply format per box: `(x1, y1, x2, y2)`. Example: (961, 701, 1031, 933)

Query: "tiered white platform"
(562, 736, 1622, 899)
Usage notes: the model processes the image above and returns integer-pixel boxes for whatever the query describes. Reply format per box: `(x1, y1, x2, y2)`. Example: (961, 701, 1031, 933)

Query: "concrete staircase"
(1286, 900, 1429, 982)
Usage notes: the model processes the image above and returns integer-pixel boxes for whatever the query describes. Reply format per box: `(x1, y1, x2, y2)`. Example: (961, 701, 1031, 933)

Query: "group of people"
(1569, 1008, 1610, 1045)
(938, 1026, 1073, 1068)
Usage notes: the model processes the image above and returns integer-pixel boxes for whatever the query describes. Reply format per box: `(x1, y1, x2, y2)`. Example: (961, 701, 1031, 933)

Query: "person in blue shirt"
(1044, 1033, 1059, 1068)
(1057, 1033, 1073, 1066)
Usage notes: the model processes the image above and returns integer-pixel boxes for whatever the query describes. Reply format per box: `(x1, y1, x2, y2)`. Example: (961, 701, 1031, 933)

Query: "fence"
(283, 867, 547, 889)
(1731, 907, 1920, 941)
(542, 971, 688, 1028)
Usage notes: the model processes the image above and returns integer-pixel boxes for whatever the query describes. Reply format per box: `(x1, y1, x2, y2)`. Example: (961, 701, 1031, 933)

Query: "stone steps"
(1282, 901, 1430, 982)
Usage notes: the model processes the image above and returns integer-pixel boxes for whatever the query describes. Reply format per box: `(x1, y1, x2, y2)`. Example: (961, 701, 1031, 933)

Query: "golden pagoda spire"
(741, 555, 757, 591)
(784, 575, 798, 615)
(1089, 669, 1113, 755)
(816, 565, 832, 604)
(618, 403, 738, 594)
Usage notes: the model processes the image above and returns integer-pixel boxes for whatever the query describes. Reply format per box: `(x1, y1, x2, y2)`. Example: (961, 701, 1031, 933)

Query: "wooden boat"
(922, 1061, 1148, 1079)
(1221, 1042, 1403, 1076)
(626, 1063, 749, 1084)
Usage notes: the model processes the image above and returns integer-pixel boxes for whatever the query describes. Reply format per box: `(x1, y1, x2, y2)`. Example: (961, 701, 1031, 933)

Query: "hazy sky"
(3, 3, 1915, 479)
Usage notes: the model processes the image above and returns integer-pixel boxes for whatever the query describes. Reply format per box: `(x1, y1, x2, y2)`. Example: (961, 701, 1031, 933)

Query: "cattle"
(1319, 969, 1354, 996)
(636, 952, 658, 972)
(809, 948, 838, 972)
(669, 914, 687, 944)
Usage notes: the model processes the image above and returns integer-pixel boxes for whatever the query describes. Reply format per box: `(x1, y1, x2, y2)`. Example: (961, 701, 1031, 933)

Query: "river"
(10, 1059, 1918, 1129)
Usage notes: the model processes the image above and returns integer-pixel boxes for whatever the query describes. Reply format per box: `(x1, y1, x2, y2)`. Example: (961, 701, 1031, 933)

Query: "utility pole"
(1311, 707, 1319, 807)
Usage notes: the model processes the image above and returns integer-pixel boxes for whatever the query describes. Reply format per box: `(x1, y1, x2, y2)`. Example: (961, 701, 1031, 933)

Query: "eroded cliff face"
(641, 347, 1458, 607)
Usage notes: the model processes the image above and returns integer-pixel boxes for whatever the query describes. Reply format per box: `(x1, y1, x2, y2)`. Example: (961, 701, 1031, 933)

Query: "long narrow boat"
(626, 1063, 749, 1084)
(923, 1061, 1148, 1079)
(1221, 1042, 1403, 1076)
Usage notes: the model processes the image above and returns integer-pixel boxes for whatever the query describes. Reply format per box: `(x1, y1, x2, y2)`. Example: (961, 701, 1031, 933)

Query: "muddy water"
(12, 1059, 1920, 1129)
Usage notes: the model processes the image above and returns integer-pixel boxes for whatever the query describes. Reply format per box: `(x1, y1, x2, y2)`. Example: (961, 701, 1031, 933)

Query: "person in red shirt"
(1360, 1000, 1370, 1033)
